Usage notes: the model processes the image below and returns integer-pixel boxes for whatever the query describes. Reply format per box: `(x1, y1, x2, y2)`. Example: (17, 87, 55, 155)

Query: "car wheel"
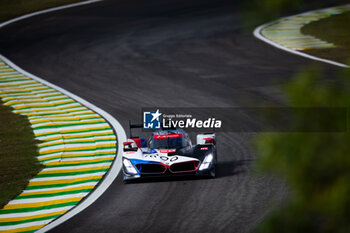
(209, 165, 216, 178)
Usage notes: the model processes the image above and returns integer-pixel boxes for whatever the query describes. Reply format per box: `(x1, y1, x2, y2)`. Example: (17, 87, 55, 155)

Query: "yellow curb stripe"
(1, 224, 45, 233)
(0, 54, 117, 232)
(38, 166, 110, 175)
(4, 97, 70, 105)
(39, 144, 115, 155)
(28, 176, 103, 187)
(0, 210, 67, 223)
(19, 185, 96, 196)
(12, 100, 76, 109)
(44, 157, 114, 166)
(3, 197, 84, 210)
(29, 115, 100, 124)
(38, 137, 115, 148)
(34, 126, 111, 137)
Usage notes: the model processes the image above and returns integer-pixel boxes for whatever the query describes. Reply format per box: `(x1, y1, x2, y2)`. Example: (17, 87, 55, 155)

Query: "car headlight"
(123, 158, 138, 175)
(199, 153, 213, 171)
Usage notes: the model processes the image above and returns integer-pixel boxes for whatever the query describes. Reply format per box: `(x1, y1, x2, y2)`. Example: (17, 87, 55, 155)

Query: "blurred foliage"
(243, 0, 349, 29)
(252, 0, 302, 19)
(254, 66, 350, 233)
(250, 1, 350, 232)
(302, 12, 350, 65)
(243, 0, 303, 28)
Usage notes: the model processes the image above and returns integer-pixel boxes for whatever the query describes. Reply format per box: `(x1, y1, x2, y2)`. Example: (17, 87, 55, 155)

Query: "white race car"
(122, 124, 217, 181)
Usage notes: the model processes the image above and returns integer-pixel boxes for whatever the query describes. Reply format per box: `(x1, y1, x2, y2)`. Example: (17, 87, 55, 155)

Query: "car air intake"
(169, 161, 199, 173)
(136, 163, 166, 174)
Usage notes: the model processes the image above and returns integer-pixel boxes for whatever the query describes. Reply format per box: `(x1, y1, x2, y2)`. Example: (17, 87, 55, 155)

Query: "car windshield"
(150, 134, 186, 149)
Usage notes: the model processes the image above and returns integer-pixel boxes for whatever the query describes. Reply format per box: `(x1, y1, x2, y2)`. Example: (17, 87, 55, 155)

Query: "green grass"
(0, 0, 86, 23)
(301, 12, 350, 66)
(0, 100, 43, 208)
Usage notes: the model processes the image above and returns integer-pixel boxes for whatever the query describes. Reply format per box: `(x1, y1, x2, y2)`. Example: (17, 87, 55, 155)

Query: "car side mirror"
(123, 141, 138, 152)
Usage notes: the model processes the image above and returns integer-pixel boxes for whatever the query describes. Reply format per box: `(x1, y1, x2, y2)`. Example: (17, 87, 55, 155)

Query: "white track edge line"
(0, 0, 102, 29)
(0, 54, 126, 233)
(253, 5, 350, 68)
(0, 1, 124, 232)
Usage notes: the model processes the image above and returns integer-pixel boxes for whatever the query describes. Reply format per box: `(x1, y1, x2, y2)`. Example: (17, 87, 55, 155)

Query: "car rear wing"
(197, 133, 216, 145)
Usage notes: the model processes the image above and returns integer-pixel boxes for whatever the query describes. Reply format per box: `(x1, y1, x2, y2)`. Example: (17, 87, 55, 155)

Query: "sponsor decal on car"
(154, 134, 183, 139)
(159, 149, 177, 153)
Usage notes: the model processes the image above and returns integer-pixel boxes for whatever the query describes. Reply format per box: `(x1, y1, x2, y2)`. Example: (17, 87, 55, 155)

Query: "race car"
(122, 124, 217, 181)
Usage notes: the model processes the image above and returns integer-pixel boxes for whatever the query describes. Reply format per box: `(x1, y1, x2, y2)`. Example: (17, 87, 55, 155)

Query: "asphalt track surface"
(0, 0, 344, 232)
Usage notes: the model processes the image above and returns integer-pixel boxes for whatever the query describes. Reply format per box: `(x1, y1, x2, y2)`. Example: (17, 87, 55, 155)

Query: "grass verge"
(0, 0, 86, 23)
(301, 12, 350, 66)
(0, 100, 43, 208)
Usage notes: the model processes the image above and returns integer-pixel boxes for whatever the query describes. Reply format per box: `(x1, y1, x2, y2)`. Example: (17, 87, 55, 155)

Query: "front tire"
(209, 165, 216, 178)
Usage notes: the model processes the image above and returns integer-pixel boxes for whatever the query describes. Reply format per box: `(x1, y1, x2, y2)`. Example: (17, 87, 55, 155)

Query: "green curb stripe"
(15, 104, 83, 113)
(35, 169, 109, 178)
(26, 109, 92, 117)
(26, 106, 88, 113)
(36, 127, 113, 137)
(0, 202, 79, 214)
(15, 189, 93, 199)
(0, 55, 117, 232)
(39, 153, 115, 162)
(0, 78, 31, 83)
(0, 73, 23, 77)
(0, 74, 27, 78)
(0, 89, 56, 97)
(33, 121, 107, 130)
(39, 151, 116, 158)
(0, 84, 45, 89)
(33, 120, 106, 129)
(25, 179, 102, 190)
(38, 139, 116, 149)
(29, 112, 98, 119)
(1, 86, 49, 93)
(3, 91, 61, 98)
(17, 230, 36, 233)
(30, 116, 102, 123)
(13, 101, 76, 110)
(1, 85, 49, 91)
(13, 101, 78, 110)
(0, 81, 41, 87)
(44, 160, 114, 168)
(0, 81, 37, 87)
(38, 147, 116, 157)
(37, 132, 115, 143)
(0, 70, 18, 73)
(38, 149, 115, 158)
(6, 96, 71, 105)
(0, 214, 60, 226)
(1, 93, 61, 99)
(22, 108, 89, 116)
(38, 138, 116, 148)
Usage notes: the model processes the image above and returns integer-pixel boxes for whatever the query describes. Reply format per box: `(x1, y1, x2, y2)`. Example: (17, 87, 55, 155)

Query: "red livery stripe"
(159, 149, 177, 153)
(153, 134, 183, 139)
